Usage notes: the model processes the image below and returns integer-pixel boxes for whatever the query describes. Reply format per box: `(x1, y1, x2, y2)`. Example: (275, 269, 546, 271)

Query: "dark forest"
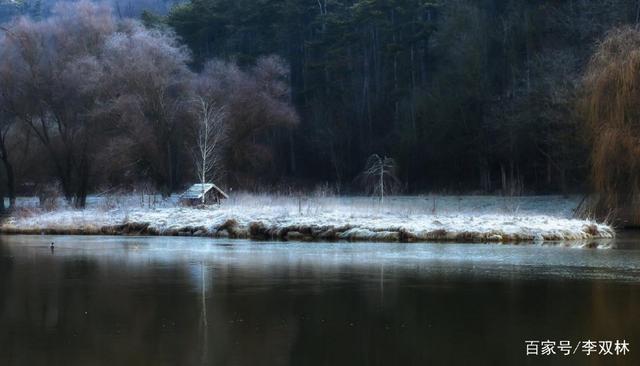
(2, 0, 640, 203)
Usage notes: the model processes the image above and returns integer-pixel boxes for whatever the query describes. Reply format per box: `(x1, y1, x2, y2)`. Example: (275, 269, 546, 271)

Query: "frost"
(0, 194, 614, 244)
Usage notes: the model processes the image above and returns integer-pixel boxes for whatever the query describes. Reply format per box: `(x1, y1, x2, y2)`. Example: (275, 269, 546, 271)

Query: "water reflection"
(0, 235, 639, 365)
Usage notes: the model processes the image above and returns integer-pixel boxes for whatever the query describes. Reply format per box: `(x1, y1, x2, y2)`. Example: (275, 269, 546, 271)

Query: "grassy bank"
(0, 194, 614, 245)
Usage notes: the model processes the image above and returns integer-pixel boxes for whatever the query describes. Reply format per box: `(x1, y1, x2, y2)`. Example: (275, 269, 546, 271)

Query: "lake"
(1, 234, 639, 365)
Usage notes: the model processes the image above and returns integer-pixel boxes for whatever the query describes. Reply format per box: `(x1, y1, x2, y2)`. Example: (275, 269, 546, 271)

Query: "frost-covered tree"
(0, 1, 115, 207)
(99, 21, 194, 195)
(361, 154, 399, 204)
(191, 97, 226, 203)
(0, 0, 298, 200)
(0, 1, 195, 203)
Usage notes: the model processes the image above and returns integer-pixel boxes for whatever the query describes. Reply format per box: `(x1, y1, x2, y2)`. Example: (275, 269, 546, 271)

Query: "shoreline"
(0, 195, 615, 245)
(0, 217, 615, 245)
(0, 228, 615, 245)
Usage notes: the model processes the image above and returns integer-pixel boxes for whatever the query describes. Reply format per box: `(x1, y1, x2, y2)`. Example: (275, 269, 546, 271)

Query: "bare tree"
(0, 1, 114, 207)
(0, 116, 15, 209)
(0, 45, 17, 209)
(0, 109, 15, 209)
(361, 154, 399, 204)
(192, 97, 227, 204)
(0, 2, 300, 201)
(197, 56, 299, 186)
(100, 22, 194, 196)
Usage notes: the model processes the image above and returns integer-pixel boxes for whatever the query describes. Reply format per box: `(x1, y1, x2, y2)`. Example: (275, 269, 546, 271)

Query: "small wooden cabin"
(180, 183, 228, 205)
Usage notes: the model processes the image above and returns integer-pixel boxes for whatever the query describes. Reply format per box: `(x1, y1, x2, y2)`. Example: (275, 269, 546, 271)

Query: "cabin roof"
(181, 183, 229, 200)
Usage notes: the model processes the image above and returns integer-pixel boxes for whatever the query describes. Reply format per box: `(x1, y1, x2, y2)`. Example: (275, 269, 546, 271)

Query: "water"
(1, 235, 639, 365)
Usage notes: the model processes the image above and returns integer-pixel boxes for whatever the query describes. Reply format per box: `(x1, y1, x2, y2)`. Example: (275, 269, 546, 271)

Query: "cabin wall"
(205, 191, 215, 204)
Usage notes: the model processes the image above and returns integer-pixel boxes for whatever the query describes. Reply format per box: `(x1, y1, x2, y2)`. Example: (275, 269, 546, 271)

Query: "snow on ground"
(1, 194, 614, 244)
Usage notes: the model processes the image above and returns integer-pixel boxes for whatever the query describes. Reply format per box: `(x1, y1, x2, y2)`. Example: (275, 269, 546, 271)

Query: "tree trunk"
(0, 179, 4, 214)
(0, 138, 16, 208)
(4, 158, 15, 208)
(74, 155, 90, 208)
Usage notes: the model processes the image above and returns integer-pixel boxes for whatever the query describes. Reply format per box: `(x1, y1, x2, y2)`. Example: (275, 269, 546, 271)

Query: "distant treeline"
(157, 0, 640, 194)
(1, 0, 640, 203)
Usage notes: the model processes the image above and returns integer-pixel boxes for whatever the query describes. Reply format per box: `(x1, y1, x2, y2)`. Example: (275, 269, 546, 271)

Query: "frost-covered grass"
(1, 193, 614, 244)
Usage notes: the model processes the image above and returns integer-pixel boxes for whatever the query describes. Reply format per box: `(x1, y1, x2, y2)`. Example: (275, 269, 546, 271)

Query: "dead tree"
(362, 154, 399, 204)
